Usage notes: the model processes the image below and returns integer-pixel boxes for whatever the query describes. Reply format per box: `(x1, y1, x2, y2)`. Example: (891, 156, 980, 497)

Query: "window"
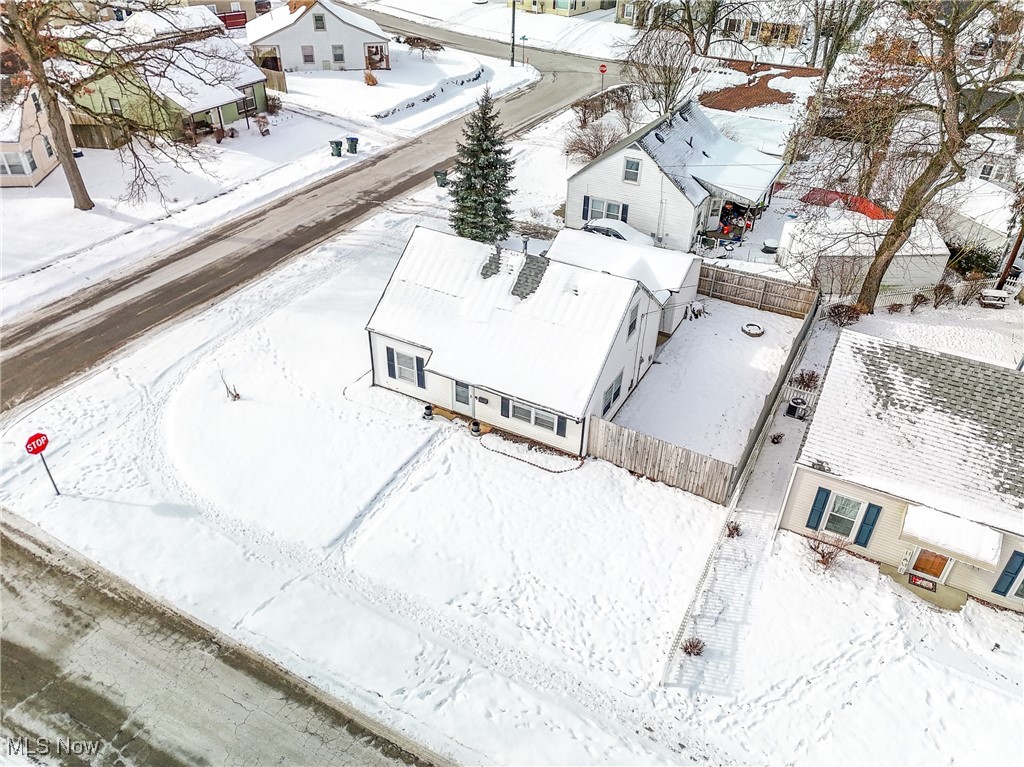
(395, 351, 416, 384)
(313, 13, 326, 30)
(723, 17, 743, 35)
(455, 381, 470, 405)
(230, 1, 242, 10)
(301, 45, 315, 64)
(623, 158, 641, 183)
(507, 400, 556, 430)
(239, 86, 257, 113)
(623, 3, 634, 19)
(627, 303, 639, 337)
(602, 371, 624, 415)
(534, 411, 556, 431)
(42, 135, 54, 158)
(1015, 575, 1024, 599)
(1, 152, 28, 175)
(512, 403, 532, 423)
(332, 45, 345, 63)
(823, 494, 862, 537)
(31, 92, 42, 113)
(589, 197, 622, 221)
(108, 97, 123, 116)
(980, 164, 994, 179)
(709, 198, 723, 217)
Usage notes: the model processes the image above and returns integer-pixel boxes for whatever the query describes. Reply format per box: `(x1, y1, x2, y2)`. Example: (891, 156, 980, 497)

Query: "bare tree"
(622, 28, 709, 116)
(807, 532, 850, 569)
(403, 36, 445, 60)
(632, 0, 762, 55)
(564, 121, 624, 162)
(805, 0, 877, 79)
(2, 1, 252, 210)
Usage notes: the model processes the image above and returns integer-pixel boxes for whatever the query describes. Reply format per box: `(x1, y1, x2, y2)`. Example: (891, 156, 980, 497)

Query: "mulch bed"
(699, 59, 822, 113)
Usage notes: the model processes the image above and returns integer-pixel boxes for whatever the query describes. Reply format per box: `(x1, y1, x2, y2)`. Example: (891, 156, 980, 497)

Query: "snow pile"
(902, 505, 1004, 567)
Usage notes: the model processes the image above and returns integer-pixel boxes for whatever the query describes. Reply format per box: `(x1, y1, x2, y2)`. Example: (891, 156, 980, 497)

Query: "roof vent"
(654, 132, 666, 143)
(702, 150, 709, 157)
(680, 113, 689, 122)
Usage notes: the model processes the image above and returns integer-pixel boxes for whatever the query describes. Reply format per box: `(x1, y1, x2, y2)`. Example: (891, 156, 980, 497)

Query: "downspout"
(771, 464, 801, 543)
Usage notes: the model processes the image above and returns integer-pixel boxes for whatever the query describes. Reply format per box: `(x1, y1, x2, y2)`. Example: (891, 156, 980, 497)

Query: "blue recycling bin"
(345, 136, 359, 154)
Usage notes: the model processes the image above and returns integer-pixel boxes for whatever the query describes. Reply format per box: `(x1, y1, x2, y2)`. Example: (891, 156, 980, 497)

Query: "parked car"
(581, 218, 656, 246)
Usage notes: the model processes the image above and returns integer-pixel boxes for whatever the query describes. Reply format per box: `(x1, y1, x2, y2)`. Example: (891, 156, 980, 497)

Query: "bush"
(681, 637, 705, 656)
(932, 282, 955, 308)
(825, 303, 865, 327)
(364, 69, 379, 86)
(564, 121, 624, 162)
(726, 521, 742, 538)
(265, 93, 282, 115)
(909, 293, 927, 313)
(958, 271, 988, 305)
(789, 369, 820, 390)
(946, 241, 1000, 276)
(769, 432, 784, 444)
(570, 95, 608, 128)
(808, 533, 849, 570)
(886, 302, 904, 314)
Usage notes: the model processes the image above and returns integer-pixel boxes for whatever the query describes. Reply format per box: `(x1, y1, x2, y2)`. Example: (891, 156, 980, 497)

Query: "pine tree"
(449, 89, 515, 243)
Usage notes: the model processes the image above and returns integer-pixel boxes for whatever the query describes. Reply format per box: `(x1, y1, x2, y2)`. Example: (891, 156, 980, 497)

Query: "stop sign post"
(25, 433, 60, 495)
(599, 63, 607, 91)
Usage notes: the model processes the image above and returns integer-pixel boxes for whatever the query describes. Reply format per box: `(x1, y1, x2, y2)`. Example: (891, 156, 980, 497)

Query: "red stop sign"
(599, 64, 608, 74)
(26, 433, 49, 455)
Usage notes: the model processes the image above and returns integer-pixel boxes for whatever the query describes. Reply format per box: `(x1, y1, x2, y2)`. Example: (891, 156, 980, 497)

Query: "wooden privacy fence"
(587, 416, 733, 505)
(260, 68, 288, 93)
(698, 264, 818, 318)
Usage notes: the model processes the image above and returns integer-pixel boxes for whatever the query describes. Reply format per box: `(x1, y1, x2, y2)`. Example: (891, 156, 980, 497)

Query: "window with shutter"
(992, 550, 1024, 597)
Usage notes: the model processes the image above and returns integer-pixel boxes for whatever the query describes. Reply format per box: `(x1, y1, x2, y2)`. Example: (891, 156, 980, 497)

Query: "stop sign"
(25, 433, 49, 455)
(599, 64, 608, 74)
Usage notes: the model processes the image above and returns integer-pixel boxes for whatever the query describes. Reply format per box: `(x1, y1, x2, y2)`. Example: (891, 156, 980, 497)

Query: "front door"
(910, 548, 950, 581)
(452, 381, 474, 417)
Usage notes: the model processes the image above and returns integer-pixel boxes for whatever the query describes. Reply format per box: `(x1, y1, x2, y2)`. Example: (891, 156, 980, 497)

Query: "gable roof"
(798, 330, 1024, 535)
(779, 212, 949, 260)
(569, 100, 784, 207)
(246, 1, 388, 45)
(366, 228, 641, 419)
(544, 230, 698, 304)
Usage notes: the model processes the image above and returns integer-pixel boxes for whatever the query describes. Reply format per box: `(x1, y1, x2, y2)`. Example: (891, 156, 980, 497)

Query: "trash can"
(433, 169, 448, 187)
(329, 139, 344, 157)
(345, 136, 359, 154)
(785, 397, 808, 420)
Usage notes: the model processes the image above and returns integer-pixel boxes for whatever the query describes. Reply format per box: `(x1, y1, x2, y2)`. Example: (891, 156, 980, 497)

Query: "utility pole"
(995, 224, 1022, 290)
(510, 0, 516, 67)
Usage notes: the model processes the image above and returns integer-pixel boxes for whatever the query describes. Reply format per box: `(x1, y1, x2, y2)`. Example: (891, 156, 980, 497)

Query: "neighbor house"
(543, 228, 701, 336)
(246, 0, 391, 72)
(932, 177, 1016, 255)
(510, 0, 609, 17)
(0, 85, 74, 188)
(775, 331, 1024, 613)
(70, 7, 267, 146)
(366, 228, 662, 455)
(181, 0, 270, 24)
(565, 99, 784, 252)
(616, 0, 806, 44)
(776, 212, 949, 294)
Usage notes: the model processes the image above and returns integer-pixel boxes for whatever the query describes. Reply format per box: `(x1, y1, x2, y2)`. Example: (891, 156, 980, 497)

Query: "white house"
(246, 0, 390, 72)
(931, 177, 1016, 255)
(366, 228, 662, 455)
(0, 86, 74, 188)
(776, 212, 950, 294)
(543, 229, 701, 335)
(775, 331, 1024, 613)
(565, 99, 785, 253)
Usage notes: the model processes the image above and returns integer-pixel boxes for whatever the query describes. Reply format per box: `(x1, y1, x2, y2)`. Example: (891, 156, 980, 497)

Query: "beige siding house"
(776, 331, 1024, 613)
(366, 228, 662, 455)
(0, 87, 74, 188)
(511, 0, 610, 17)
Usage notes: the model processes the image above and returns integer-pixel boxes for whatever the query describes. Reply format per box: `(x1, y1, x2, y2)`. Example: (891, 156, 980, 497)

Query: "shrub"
(726, 521, 742, 538)
(405, 36, 445, 59)
(681, 637, 705, 656)
(564, 121, 624, 162)
(909, 293, 927, 313)
(364, 69, 379, 86)
(886, 302, 904, 314)
(769, 432, 784, 444)
(958, 271, 987, 305)
(789, 369, 821, 390)
(807, 533, 849, 570)
(825, 303, 864, 327)
(570, 95, 607, 128)
(946, 241, 1000, 276)
(265, 93, 282, 115)
(255, 114, 270, 136)
(932, 282, 955, 308)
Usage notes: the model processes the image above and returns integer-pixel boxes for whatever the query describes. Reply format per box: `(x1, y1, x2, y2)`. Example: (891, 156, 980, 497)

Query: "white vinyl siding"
(249, 6, 389, 72)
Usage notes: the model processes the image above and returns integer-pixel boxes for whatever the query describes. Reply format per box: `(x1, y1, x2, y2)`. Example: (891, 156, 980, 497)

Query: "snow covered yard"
(614, 299, 804, 464)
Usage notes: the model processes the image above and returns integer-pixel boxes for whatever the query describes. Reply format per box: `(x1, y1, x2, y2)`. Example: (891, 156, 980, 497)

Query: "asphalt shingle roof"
(799, 330, 1024, 534)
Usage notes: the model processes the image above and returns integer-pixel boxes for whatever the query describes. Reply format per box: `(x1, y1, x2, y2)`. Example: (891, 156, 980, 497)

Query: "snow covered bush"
(807, 533, 849, 570)
(932, 282, 955, 308)
(887, 302, 904, 314)
(789, 369, 820, 390)
(769, 432, 784, 444)
(726, 521, 742, 538)
(265, 94, 282, 115)
(910, 293, 928, 313)
(564, 122, 624, 162)
(825, 303, 864, 328)
(957, 272, 987, 305)
(364, 70, 379, 86)
(682, 637, 705, 656)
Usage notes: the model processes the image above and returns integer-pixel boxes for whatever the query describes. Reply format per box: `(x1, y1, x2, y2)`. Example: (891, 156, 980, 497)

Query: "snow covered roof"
(572, 100, 784, 207)
(544, 230, 697, 305)
(933, 177, 1015, 236)
(366, 228, 640, 418)
(799, 331, 1024, 535)
(901, 504, 1003, 569)
(247, 1, 388, 46)
(0, 91, 26, 144)
(779, 212, 949, 260)
(142, 36, 266, 114)
(122, 7, 224, 39)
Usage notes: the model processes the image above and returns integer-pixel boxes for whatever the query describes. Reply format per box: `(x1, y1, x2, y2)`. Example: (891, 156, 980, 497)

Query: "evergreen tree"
(449, 89, 515, 243)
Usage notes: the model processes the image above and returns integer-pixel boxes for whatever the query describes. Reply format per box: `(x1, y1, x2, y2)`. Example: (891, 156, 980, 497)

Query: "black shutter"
(806, 487, 830, 530)
(621, 203, 629, 223)
(992, 551, 1024, 596)
(386, 347, 396, 379)
(582, 195, 590, 220)
(556, 417, 567, 437)
(415, 356, 426, 388)
(501, 397, 510, 417)
(854, 504, 881, 547)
